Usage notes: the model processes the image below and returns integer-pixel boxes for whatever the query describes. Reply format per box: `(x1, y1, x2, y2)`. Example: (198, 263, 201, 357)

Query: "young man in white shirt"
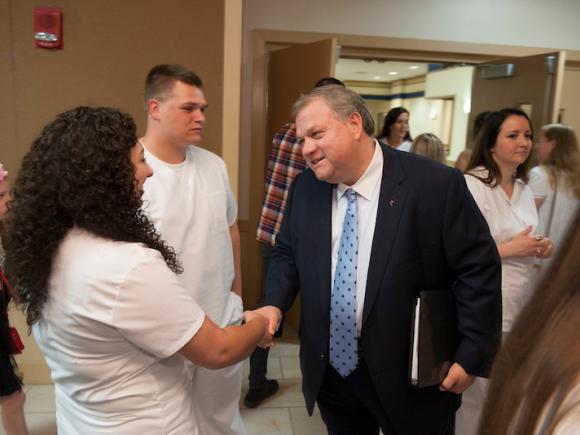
(140, 64, 245, 435)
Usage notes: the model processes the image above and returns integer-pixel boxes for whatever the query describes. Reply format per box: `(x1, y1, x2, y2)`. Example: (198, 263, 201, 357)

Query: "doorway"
(241, 30, 574, 329)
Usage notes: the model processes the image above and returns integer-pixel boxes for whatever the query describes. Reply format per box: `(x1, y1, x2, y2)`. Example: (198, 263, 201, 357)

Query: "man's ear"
(349, 112, 364, 141)
(147, 99, 161, 121)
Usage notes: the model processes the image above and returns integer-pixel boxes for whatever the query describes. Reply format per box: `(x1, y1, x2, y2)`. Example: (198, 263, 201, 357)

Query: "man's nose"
(194, 109, 205, 123)
(302, 139, 315, 158)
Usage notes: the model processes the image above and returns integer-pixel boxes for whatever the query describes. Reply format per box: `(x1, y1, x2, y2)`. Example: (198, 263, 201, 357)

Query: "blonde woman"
(410, 133, 447, 164)
(528, 124, 580, 267)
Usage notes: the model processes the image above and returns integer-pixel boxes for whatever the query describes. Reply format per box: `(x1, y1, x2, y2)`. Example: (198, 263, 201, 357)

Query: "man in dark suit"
(253, 85, 501, 434)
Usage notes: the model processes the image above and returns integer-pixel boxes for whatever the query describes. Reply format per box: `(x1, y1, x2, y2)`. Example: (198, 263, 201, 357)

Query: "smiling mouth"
(310, 157, 325, 165)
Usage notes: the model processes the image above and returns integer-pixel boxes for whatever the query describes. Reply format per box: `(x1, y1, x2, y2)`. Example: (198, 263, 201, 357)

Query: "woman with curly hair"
(3, 107, 268, 434)
(528, 123, 580, 270)
(0, 163, 29, 435)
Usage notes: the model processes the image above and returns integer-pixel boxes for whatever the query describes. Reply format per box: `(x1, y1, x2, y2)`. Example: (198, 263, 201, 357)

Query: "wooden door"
(469, 52, 566, 138)
(247, 38, 337, 331)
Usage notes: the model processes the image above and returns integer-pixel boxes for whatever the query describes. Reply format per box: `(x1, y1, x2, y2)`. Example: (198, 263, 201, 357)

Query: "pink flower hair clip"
(0, 163, 8, 182)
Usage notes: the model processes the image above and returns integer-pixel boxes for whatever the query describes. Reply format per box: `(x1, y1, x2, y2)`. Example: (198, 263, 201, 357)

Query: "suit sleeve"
(261, 176, 301, 312)
(443, 169, 502, 377)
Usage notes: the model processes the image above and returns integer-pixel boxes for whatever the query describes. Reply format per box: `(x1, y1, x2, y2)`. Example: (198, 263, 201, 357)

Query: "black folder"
(409, 289, 458, 387)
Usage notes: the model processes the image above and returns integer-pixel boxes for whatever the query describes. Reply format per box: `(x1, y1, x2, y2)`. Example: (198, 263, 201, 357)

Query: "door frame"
(241, 29, 580, 310)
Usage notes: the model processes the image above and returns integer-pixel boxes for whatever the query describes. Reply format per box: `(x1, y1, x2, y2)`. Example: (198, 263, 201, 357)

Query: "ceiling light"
(373, 76, 382, 80)
(409, 65, 419, 70)
(388, 71, 398, 76)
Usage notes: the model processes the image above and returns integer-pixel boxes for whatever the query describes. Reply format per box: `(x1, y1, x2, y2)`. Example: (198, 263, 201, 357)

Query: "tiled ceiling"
(336, 59, 429, 83)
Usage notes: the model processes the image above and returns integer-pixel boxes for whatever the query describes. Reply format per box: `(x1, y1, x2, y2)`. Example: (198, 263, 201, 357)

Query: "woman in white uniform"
(376, 106, 413, 152)
(456, 108, 553, 435)
(3, 107, 269, 434)
(479, 211, 580, 435)
(528, 123, 580, 270)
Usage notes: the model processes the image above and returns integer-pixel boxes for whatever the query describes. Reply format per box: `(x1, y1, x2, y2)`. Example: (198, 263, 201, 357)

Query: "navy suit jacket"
(264, 143, 501, 433)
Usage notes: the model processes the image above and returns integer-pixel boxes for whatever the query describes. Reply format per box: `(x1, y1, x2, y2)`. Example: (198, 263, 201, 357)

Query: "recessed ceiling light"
(388, 71, 398, 76)
(373, 76, 382, 80)
(409, 65, 419, 70)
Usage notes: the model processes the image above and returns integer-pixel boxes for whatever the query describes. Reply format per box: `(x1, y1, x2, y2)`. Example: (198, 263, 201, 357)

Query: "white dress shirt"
(331, 140, 383, 336)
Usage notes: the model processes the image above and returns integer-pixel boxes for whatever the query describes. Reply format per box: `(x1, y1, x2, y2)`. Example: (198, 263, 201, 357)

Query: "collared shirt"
(465, 166, 538, 332)
(256, 123, 307, 246)
(331, 140, 383, 336)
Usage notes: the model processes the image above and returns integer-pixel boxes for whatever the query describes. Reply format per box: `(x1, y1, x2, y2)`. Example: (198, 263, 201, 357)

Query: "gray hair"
(291, 85, 375, 136)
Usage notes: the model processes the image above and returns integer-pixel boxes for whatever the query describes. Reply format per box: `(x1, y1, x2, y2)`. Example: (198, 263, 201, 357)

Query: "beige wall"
(348, 79, 453, 156)
(222, 0, 243, 197)
(425, 66, 474, 161)
(0, 0, 226, 173)
(2, 0, 229, 384)
(561, 69, 580, 133)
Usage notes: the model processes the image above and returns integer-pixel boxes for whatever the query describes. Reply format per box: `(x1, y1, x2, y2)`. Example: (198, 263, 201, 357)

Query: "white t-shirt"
(33, 229, 205, 434)
(381, 138, 412, 152)
(465, 167, 538, 332)
(142, 145, 239, 325)
(527, 166, 579, 264)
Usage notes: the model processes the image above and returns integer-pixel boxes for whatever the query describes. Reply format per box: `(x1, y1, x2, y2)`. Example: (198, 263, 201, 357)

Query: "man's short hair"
(144, 64, 203, 103)
(292, 85, 375, 136)
(314, 77, 345, 88)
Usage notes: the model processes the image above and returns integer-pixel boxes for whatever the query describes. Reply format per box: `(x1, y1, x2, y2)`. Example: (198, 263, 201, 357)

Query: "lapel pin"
(388, 199, 395, 207)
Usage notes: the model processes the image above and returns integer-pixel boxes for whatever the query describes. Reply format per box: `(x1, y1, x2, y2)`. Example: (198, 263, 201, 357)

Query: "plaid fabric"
(256, 123, 306, 246)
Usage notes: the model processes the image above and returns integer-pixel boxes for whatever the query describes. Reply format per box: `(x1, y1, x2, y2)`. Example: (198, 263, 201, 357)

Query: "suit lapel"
(362, 144, 408, 326)
(315, 181, 333, 328)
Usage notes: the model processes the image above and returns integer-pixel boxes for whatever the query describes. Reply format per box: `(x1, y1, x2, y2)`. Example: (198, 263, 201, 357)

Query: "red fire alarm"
(33, 7, 63, 49)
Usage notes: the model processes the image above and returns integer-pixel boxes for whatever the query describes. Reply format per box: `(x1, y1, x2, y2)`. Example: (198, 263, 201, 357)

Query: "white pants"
(455, 376, 489, 435)
(455, 331, 509, 435)
(192, 292, 247, 435)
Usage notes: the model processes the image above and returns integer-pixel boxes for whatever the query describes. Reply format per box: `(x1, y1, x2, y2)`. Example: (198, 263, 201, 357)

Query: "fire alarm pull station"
(33, 7, 63, 49)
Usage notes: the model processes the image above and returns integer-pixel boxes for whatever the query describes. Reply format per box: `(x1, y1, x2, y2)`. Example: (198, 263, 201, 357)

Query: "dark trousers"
(317, 359, 454, 435)
(317, 360, 395, 435)
(249, 243, 283, 388)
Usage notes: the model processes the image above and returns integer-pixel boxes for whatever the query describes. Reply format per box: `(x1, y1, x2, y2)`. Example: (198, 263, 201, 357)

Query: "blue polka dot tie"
(330, 188, 358, 378)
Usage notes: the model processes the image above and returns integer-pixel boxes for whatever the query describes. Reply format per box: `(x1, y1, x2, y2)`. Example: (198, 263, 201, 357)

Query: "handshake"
(243, 306, 283, 348)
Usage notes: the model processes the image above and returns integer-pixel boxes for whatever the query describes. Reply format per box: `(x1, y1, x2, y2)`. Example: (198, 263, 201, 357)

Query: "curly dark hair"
(4, 106, 182, 325)
(466, 108, 534, 186)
